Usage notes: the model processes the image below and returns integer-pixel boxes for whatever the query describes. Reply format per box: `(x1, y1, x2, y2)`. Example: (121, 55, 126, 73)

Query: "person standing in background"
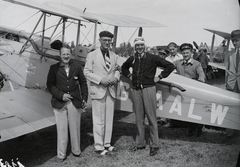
(225, 29, 240, 138)
(195, 48, 209, 79)
(173, 43, 205, 137)
(165, 42, 183, 63)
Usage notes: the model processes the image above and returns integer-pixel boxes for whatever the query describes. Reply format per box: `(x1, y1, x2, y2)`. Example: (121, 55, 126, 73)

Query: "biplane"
(0, 0, 239, 143)
(204, 28, 232, 70)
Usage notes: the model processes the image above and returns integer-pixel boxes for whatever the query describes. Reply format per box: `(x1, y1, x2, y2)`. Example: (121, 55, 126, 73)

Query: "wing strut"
(210, 33, 215, 61)
(50, 18, 63, 40)
(62, 18, 66, 43)
(40, 12, 46, 60)
(112, 26, 118, 52)
(19, 13, 44, 54)
(93, 22, 98, 47)
(76, 20, 81, 45)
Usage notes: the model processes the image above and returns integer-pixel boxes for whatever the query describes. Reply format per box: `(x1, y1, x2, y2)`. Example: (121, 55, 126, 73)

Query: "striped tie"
(105, 52, 111, 69)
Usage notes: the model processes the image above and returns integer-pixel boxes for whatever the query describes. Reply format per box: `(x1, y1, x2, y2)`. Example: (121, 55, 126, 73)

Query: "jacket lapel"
(97, 48, 111, 71)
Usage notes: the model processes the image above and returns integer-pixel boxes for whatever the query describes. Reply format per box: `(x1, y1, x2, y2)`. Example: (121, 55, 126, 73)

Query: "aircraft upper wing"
(0, 89, 55, 142)
(44, 2, 166, 27)
(81, 13, 166, 27)
(3, 0, 89, 22)
(204, 28, 231, 39)
(3, 0, 165, 28)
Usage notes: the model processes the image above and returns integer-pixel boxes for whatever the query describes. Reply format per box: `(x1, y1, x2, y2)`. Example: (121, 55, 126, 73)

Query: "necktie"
(105, 52, 111, 69)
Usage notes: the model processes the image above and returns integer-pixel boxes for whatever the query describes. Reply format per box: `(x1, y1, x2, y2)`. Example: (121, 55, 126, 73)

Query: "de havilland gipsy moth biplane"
(204, 28, 232, 71)
(0, 0, 239, 143)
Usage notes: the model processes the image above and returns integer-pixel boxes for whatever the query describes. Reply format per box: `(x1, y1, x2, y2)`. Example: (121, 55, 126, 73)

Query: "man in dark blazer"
(47, 45, 88, 161)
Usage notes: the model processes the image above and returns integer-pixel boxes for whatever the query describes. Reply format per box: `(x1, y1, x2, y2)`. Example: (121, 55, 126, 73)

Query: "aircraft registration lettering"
(210, 103, 229, 125)
(169, 95, 182, 116)
(188, 98, 202, 121)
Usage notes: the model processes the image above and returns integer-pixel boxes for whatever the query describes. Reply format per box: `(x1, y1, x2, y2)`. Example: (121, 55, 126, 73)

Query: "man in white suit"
(84, 31, 120, 155)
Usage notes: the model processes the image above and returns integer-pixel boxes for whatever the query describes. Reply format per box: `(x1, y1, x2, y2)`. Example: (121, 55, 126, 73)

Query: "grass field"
(0, 75, 239, 167)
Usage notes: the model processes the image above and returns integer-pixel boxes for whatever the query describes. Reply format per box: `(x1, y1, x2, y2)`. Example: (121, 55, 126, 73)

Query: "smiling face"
(135, 43, 145, 54)
(181, 49, 192, 61)
(168, 46, 178, 56)
(60, 47, 72, 65)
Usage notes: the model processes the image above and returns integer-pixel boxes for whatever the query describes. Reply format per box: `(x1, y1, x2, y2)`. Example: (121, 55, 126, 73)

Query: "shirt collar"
(60, 59, 73, 68)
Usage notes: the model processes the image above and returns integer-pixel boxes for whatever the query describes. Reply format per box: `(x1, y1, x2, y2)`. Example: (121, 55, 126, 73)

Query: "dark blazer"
(47, 60, 88, 109)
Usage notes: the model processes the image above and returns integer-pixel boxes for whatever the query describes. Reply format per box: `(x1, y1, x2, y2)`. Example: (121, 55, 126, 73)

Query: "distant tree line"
(115, 42, 134, 57)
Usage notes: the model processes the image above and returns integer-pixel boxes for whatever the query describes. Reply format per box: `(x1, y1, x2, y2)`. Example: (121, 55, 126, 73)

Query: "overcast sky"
(0, 0, 239, 48)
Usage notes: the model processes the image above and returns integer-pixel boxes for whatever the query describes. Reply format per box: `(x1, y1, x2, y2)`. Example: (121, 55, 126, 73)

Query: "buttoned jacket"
(47, 60, 88, 109)
(84, 48, 120, 99)
(173, 59, 205, 82)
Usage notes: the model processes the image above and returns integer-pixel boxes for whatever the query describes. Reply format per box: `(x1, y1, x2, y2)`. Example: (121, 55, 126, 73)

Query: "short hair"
(167, 42, 178, 48)
(60, 44, 72, 54)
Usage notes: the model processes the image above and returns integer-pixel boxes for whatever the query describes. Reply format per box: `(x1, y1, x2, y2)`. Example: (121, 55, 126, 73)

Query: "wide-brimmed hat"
(231, 30, 240, 40)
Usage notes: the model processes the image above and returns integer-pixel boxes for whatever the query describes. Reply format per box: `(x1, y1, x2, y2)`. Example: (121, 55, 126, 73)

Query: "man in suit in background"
(84, 31, 120, 155)
(225, 29, 240, 138)
(47, 45, 88, 161)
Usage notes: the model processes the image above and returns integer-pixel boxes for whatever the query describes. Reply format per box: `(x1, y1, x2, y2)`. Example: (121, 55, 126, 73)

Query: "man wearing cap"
(173, 43, 205, 137)
(225, 30, 240, 138)
(84, 31, 120, 155)
(121, 37, 174, 156)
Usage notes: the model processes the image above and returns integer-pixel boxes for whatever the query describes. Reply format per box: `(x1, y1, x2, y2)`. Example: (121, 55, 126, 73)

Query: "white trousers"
(92, 90, 115, 151)
(53, 101, 82, 159)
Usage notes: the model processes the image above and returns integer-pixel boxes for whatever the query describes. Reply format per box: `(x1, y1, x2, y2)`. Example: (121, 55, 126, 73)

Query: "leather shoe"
(150, 147, 159, 156)
(130, 146, 146, 152)
(72, 152, 80, 157)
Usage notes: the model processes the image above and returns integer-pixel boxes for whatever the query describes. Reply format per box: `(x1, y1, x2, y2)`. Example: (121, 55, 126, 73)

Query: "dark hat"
(180, 43, 193, 51)
(99, 31, 114, 38)
(231, 30, 240, 40)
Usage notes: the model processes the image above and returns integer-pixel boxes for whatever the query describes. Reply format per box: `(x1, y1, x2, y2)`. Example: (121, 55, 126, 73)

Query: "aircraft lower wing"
(0, 89, 55, 142)
(115, 68, 240, 130)
(208, 62, 226, 70)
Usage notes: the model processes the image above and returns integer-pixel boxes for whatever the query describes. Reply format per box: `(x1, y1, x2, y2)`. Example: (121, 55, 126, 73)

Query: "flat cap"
(180, 43, 193, 51)
(231, 30, 240, 40)
(99, 31, 114, 38)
